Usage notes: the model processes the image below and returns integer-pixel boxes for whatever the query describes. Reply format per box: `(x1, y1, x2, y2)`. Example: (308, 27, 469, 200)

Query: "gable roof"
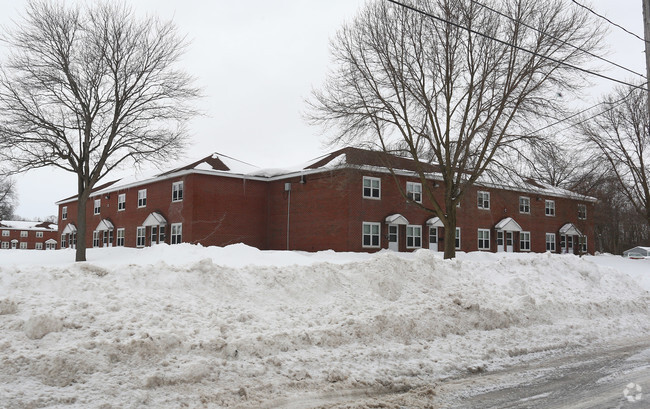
(305, 147, 441, 173)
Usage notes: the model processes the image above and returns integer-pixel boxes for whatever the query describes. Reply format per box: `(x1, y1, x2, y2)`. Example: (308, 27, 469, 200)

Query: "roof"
(305, 147, 441, 173)
(0, 220, 58, 231)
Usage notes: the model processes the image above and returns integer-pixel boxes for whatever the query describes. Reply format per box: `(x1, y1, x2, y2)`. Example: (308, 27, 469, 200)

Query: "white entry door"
(567, 235, 574, 254)
(497, 231, 504, 252)
(506, 231, 514, 252)
(388, 224, 398, 251)
(429, 227, 438, 251)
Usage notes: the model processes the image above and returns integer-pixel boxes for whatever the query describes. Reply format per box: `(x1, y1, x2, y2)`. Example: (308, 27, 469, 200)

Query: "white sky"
(1, 0, 645, 220)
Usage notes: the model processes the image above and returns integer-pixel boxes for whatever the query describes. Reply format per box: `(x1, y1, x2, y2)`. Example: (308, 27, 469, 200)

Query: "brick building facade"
(56, 148, 595, 254)
(0, 220, 58, 250)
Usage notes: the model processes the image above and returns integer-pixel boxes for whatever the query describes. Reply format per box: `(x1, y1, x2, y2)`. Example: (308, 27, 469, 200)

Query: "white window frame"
(477, 191, 490, 209)
(362, 176, 381, 200)
(35, 242, 43, 250)
(172, 181, 184, 202)
(478, 229, 490, 250)
(406, 182, 422, 203)
(362, 222, 381, 248)
(118, 194, 126, 211)
(1, 230, 8, 237)
(92, 231, 100, 248)
(36, 231, 43, 238)
(138, 189, 147, 208)
(94, 199, 101, 215)
(520, 231, 531, 251)
(406, 225, 422, 248)
(20, 231, 28, 238)
(455, 227, 461, 249)
(1, 242, 8, 249)
(61, 234, 67, 248)
(580, 236, 588, 253)
(62, 206, 68, 220)
(578, 204, 587, 220)
(546, 233, 556, 252)
(19, 242, 27, 249)
(545, 200, 555, 217)
(519, 196, 530, 214)
(116, 228, 125, 247)
(136, 227, 146, 247)
(171, 223, 182, 244)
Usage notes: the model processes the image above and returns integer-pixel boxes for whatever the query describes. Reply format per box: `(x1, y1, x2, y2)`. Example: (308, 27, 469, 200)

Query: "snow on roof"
(0, 220, 58, 231)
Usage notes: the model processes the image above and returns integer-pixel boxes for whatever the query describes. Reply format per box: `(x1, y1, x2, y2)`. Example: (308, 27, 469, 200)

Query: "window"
(519, 197, 530, 214)
(151, 226, 158, 245)
(455, 227, 461, 249)
(20, 242, 27, 249)
(92, 231, 100, 248)
(172, 181, 184, 202)
(118, 194, 126, 211)
(477, 191, 490, 209)
(520, 231, 531, 251)
(362, 177, 380, 199)
(35, 242, 43, 250)
(546, 233, 556, 252)
(478, 229, 490, 250)
(138, 189, 147, 208)
(545, 200, 555, 216)
(578, 204, 587, 220)
(171, 223, 182, 244)
(406, 225, 422, 248)
(20, 231, 28, 238)
(362, 222, 380, 248)
(61, 235, 67, 249)
(1, 242, 8, 249)
(62, 206, 68, 220)
(1, 230, 8, 237)
(136, 227, 146, 247)
(406, 182, 422, 203)
(36, 231, 43, 238)
(116, 228, 125, 247)
(94, 199, 101, 215)
(159, 226, 166, 243)
(580, 236, 588, 253)
(45, 241, 56, 250)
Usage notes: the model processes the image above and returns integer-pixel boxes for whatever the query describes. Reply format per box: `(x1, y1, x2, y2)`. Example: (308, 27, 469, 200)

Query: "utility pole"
(643, 0, 650, 113)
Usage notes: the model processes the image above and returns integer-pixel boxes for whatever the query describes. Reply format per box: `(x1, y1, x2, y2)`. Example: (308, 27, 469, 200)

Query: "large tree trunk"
(442, 210, 457, 259)
(75, 185, 90, 262)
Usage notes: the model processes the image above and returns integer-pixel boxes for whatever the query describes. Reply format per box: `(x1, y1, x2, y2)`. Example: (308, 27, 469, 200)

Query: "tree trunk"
(75, 187, 90, 262)
(442, 210, 457, 259)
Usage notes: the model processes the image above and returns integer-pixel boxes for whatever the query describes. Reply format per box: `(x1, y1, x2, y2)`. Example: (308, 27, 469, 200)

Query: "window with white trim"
(92, 231, 100, 248)
(136, 227, 146, 247)
(580, 236, 588, 253)
(578, 204, 587, 220)
(20, 231, 27, 238)
(36, 231, 43, 238)
(159, 226, 166, 243)
(138, 189, 147, 208)
(35, 242, 43, 250)
(478, 229, 490, 250)
(455, 227, 461, 249)
(520, 231, 531, 251)
(519, 196, 530, 214)
(545, 200, 555, 216)
(116, 228, 125, 247)
(94, 199, 101, 215)
(477, 191, 490, 209)
(406, 182, 422, 203)
(62, 206, 68, 220)
(362, 177, 380, 199)
(406, 225, 422, 248)
(546, 233, 556, 252)
(61, 235, 67, 248)
(1, 230, 8, 237)
(362, 222, 380, 248)
(172, 181, 184, 202)
(20, 242, 27, 249)
(118, 194, 126, 211)
(171, 223, 182, 244)
(1, 242, 8, 249)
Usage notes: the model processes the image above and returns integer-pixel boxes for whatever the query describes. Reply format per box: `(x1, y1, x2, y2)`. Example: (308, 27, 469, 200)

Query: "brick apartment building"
(0, 220, 58, 250)
(56, 148, 595, 254)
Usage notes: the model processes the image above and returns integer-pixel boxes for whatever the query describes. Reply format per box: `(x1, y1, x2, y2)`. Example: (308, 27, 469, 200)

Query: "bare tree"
(581, 85, 650, 229)
(0, 1, 200, 261)
(309, 0, 603, 258)
(0, 178, 17, 220)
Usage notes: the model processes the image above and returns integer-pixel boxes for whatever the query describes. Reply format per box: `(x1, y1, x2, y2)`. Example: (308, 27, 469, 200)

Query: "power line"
(470, 0, 646, 79)
(385, 0, 646, 91)
(571, 0, 647, 44)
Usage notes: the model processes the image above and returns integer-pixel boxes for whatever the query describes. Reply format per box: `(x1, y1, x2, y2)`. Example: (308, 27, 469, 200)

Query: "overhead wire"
(570, 0, 647, 44)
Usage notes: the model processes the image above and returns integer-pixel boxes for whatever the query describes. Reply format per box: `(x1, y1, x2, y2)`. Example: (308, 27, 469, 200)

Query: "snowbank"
(0, 246, 648, 408)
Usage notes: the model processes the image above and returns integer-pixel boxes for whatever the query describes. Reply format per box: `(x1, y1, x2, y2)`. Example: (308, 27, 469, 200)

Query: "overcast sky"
(1, 0, 645, 220)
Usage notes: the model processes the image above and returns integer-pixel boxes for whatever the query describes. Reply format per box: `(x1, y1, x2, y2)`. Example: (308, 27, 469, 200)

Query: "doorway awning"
(62, 223, 77, 235)
(495, 217, 523, 232)
(385, 214, 409, 225)
(559, 223, 583, 236)
(45, 239, 57, 244)
(426, 217, 444, 228)
(95, 219, 114, 231)
(142, 212, 167, 227)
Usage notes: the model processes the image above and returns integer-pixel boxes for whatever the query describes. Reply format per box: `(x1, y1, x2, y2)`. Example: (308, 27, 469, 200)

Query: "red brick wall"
(0, 227, 58, 250)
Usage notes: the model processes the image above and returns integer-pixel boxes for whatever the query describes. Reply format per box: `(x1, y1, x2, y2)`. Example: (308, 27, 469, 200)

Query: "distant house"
(55, 147, 595, 254)
(623, 247, 650, 259)
(0, 220, 58, 250)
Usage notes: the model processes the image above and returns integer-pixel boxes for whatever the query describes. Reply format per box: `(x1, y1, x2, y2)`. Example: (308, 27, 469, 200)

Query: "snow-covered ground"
(0, 245, 648, 408)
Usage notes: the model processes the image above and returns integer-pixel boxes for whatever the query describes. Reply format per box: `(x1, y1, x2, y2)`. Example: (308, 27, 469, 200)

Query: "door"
(388, 224, 398, 251)
(151, 226, 158, 246)
(567, 235, 574, 254)
(11, 241, 17, 249)
(497, 231, 504, 252)
(428, 227, 438, 251)
(506, 231, 514, 252)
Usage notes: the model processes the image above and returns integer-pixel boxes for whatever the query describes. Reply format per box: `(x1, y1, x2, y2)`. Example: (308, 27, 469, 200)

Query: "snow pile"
(0, 246, 648, 408)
